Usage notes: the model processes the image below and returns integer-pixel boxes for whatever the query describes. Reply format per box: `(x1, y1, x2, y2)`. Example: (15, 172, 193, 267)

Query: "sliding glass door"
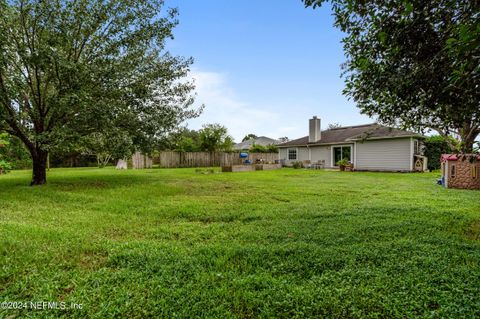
(332, 145, 352, 165)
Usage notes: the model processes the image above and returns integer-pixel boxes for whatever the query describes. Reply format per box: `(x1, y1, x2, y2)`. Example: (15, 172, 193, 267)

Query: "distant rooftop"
(234, 136, 279, 150)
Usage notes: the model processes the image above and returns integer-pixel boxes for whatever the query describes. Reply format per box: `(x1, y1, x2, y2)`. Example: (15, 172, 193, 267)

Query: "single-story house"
(278, 116, 427, 172)
(234, 136, 279, 151)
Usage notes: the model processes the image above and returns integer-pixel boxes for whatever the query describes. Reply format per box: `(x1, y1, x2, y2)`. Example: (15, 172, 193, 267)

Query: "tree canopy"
(242, 134, 258, 142)
(0, 0, 201, 184)
(423, 135, 457, 170)
(304, 0, 479, 152)
(249, 143, 278, 153)
(198, 124, 234, 152)
(159, 124, 234, 152)
(328, 123, 342, 130)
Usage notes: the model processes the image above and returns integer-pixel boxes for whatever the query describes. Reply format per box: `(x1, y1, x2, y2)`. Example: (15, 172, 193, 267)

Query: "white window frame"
(331, 145, 353, 167)
(451, 164, 456, 178)
(287, 148, 298, 160)
(413, 139, 419, 155)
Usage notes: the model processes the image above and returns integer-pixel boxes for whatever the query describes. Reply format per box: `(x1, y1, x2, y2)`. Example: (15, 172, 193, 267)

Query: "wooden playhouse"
(441, 154, 480, 189)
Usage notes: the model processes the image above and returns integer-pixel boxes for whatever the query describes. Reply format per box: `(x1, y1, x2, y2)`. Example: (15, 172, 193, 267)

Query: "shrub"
(0, 160, 12, 173)
(292, 161, 303, 169)
(423, 136, 456, 170)
(250, 143, 278, 153)
(265, 144, 279, 153)
(0, 134, 32, 169)
(336, 158, 350, 167)
(249, 143, 267, 153)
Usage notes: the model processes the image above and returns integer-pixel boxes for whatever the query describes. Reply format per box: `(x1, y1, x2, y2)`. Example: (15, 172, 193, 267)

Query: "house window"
(414, 140, 420, 155)
(333, 146, 352, 165)
(451, 164, 456, 178)
(288, 149, 297, 160)
(472, 166, 478, 179)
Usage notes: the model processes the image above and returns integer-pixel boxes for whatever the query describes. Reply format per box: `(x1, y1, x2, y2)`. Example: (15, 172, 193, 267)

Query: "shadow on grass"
(0, 168, 165, 193)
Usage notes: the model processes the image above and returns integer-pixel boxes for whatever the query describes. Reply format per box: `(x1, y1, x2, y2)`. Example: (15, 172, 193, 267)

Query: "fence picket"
(156, 151, 278, 168)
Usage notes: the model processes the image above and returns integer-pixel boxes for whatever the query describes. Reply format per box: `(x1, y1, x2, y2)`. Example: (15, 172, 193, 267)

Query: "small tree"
(250, 143, 278, 153)
(328, 123, 342, 130)
(423, 135, 458, 170)
(266, 144, 279, 153)
(242, 134, 258, 142)
(0, 134, 32, 169)
(249, 143, 267, 153)
(82, 131, 133, 168)
(198, 124, 234, 152)
(165, 127, 201, 152)
(176, 137, 199, 152)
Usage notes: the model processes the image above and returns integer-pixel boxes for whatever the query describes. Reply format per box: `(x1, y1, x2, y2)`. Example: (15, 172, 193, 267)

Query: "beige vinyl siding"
(356, 138, 412, 171)
(279, 147, 309, 165)
(279, 148, 288, 162)
(297, 147, 309, 162)
(310, 146, 331, 167)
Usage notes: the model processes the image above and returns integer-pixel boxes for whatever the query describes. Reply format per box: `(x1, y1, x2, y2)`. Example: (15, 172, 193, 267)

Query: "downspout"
(409, 137, 414, 171)
(353, 142, 357, 168)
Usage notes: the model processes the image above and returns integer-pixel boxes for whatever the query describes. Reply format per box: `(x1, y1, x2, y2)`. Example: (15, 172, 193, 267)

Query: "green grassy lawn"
(0, 168, 479, 318)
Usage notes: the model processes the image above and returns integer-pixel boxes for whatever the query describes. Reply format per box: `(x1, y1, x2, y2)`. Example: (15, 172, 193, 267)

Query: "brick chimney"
(309, 116, 321, 143)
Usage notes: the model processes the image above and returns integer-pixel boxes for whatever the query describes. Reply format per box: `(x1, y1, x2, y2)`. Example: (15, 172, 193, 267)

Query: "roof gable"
(234, 136, 279, 149)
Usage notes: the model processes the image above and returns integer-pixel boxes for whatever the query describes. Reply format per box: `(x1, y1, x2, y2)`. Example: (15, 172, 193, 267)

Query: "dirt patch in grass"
(465, 220, 480, 241)
(78, 250, 108, 271)
(58, 285, 76, 301)
(271, 196, 290, 202)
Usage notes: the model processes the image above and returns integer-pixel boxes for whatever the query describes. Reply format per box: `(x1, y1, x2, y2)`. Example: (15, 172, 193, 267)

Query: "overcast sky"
(164, 0, 373, 142)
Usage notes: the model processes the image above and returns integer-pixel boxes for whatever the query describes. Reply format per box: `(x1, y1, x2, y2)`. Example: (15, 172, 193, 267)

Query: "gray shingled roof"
(278, 124, 420, 147)
(234, 136, 279, 150)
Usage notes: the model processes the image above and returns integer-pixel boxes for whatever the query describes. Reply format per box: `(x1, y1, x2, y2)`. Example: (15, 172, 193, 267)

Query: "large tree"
(198, 124, 234, 152)
(0, 0, 200, 185)
(304, 0, 479, 152)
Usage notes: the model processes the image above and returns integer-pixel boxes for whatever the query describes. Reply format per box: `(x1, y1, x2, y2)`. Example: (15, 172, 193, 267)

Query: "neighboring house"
(234, 136, 279, 151)
(278, 116, 427, 172)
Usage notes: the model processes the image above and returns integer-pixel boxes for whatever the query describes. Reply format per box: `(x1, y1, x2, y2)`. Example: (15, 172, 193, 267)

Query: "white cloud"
(184, 69, 374, 143)
(186, 70, 281, 142)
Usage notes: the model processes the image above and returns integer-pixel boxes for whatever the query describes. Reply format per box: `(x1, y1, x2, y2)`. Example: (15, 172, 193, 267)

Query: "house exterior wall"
(298, 147, 309, 162)
(279, 145, 333, 167)
(279, 148, 287, 163)
(445, 160, 480, 189)
(280, 138, 417, 171)
(355, 138, 413, 171)
(278, 147, 309, 165)
(310, 145, 332, 167)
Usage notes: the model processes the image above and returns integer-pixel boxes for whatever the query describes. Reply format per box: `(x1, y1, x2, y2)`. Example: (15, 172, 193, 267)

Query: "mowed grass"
(0, 167, 479, 318)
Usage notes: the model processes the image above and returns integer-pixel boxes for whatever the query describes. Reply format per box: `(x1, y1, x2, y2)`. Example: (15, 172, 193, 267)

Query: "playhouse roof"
(441, 154, 480, 162)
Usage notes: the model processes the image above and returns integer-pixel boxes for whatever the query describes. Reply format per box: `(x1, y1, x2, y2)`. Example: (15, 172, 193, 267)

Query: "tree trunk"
(31, 149, 48, 186)
(459, 125, 479, 153)
(461, 135, 476, 153)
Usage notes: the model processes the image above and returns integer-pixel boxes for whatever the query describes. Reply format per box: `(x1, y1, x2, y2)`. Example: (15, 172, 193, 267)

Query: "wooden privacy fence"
(157, 151, 279, 168)
(132, 152, 153, 169)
